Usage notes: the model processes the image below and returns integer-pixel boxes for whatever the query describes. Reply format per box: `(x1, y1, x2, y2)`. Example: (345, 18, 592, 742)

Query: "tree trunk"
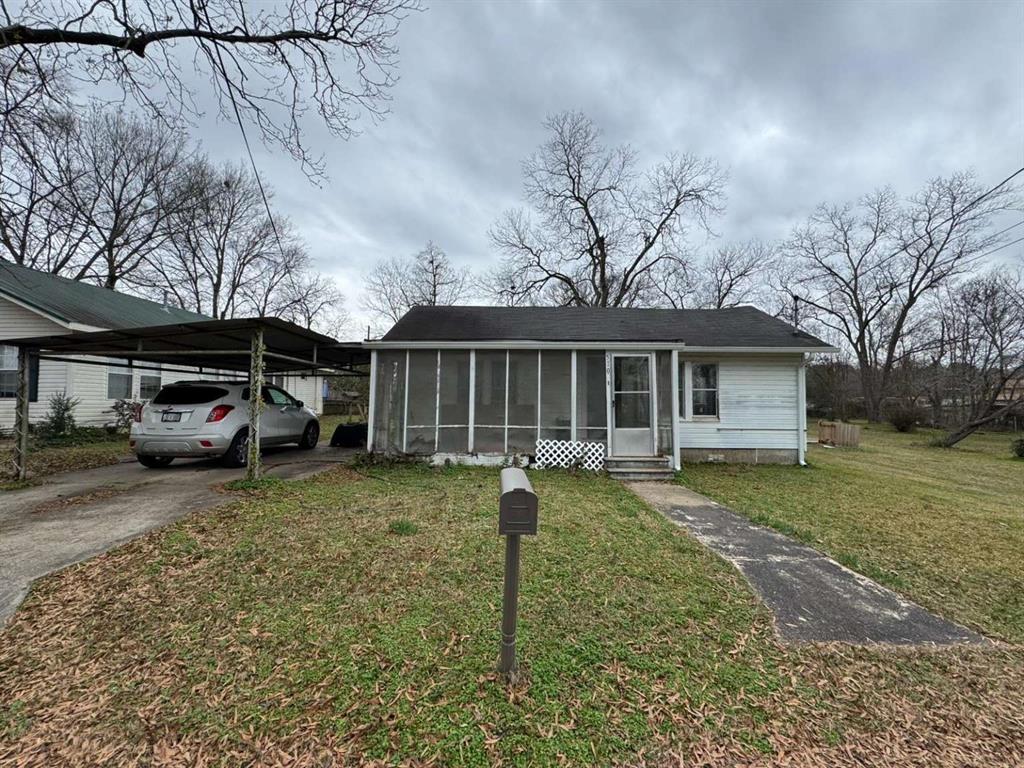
(859, 367, 883, 422)
(938, 402, 1020, 447)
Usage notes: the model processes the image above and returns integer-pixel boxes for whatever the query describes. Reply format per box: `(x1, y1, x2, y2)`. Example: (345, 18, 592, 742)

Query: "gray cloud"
(191, 0, 1023, 331)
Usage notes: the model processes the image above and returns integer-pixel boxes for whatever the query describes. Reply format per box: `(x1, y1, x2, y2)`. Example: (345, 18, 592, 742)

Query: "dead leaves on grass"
(2, 466, 1024, 767)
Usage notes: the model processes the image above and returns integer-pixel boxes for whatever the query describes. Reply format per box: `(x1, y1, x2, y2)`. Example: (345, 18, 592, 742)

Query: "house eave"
(363, 339, 838, 354)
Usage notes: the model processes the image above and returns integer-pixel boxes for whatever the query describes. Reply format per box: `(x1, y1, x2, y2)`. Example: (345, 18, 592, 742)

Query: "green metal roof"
(0, 262, 208, 329)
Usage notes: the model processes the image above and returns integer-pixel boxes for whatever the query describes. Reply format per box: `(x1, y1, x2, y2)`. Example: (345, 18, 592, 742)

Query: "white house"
(364, 306, 835, 475)
(0, 263, 323, 430)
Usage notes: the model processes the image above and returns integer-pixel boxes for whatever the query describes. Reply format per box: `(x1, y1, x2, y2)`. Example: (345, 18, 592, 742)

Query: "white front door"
(611, 353, 655, 456)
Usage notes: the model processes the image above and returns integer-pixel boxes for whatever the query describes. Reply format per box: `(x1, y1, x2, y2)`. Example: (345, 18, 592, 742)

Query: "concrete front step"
(606, 456, 672, 470)
(607, 469, 676, 481)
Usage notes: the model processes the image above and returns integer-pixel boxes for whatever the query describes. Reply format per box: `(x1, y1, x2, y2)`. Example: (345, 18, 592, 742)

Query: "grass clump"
(387, 518, 418, 535)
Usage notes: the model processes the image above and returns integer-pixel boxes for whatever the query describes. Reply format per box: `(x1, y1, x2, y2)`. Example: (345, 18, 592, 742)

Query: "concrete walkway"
(631, 483, 984, 646)
(1, 447, 353, 626)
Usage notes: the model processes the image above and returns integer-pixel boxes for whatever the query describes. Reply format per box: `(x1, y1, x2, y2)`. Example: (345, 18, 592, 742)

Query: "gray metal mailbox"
(498, 468, 538, 536)
(497, 467, 538, 677)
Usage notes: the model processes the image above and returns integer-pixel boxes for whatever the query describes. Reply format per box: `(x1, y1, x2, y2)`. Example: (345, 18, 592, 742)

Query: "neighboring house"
(0, 263, 323, 430)
(365, 306, 835, 469)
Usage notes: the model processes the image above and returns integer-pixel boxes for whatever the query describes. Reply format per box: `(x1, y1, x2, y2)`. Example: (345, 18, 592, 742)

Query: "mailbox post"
(497, 467, 538, 677)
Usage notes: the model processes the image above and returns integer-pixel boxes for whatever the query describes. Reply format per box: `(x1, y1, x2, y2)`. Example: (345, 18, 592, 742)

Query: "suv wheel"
(138, 455, 174, 469)
(222, 429, 249, 468)
(299, 421, 320, 450)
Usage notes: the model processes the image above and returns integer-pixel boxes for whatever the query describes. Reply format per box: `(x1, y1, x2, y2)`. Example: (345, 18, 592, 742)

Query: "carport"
(2, 317, 369, 481)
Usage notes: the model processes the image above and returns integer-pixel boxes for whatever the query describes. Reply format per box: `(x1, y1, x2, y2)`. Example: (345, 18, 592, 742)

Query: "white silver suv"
(130, 380, 320, 468)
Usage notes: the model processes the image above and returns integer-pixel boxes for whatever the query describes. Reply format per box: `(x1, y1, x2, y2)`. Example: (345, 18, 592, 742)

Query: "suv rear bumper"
(131, 434, 231, 457)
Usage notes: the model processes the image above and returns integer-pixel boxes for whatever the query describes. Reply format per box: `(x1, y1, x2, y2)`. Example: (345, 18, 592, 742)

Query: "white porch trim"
(366, 349, 378, 452)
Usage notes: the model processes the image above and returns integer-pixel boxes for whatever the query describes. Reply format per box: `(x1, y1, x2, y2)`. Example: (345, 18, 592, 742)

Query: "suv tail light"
(206, 404, 235, 423)
(133, 403, 142, 423)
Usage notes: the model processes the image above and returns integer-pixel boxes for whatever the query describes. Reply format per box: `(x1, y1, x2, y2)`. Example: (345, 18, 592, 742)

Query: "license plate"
(161, 412, 181, 422)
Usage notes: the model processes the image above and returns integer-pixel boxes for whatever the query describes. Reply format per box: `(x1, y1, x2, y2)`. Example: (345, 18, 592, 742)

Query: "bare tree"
(65, 108, 190, 288)
(655, 241, 774, 309)
(931, 270, 1024, 446)
(485, 111, 725, 308)
(150, 160, 278, 318)
(781, 173, 1014, 422)
(362, 241, 470, 323)
(1, 106, 186, 288)
(275, 270, 350, 337)
(1, 0, 418, 176)
(0, 110, 90, 273)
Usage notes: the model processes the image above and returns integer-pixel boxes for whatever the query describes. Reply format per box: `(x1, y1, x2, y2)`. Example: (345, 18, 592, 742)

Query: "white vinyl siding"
(0, 297, 68, 431)
(678, 355, 802, 450)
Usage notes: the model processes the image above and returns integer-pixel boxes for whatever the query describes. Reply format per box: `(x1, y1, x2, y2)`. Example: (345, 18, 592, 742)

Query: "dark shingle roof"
(0, 262, 208, 329)
(381, 305, 831, 349)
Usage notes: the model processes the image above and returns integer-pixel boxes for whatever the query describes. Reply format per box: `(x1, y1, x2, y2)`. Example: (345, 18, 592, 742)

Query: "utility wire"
(988, 218, 1024, 240)
(884, 166, 1024, 259)
(200, 12, 287, 265)
(974, 234, 1024, 261)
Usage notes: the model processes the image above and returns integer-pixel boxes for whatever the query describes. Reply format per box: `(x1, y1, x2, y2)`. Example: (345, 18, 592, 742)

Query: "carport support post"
(246, 328, 265, 481)
(12, 347, 31, 481)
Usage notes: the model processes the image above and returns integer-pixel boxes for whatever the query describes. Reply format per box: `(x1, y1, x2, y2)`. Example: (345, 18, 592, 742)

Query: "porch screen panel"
(539, 351, 571, 441)
(372, 351, 406, 453)
(507, 350, 539, 453)
(576, 351, 607, 444)
(656, 351, 673, 454)
(474, 351, 506, 453)
(406, 350, 438, 453)
(438, 350, 470, 453)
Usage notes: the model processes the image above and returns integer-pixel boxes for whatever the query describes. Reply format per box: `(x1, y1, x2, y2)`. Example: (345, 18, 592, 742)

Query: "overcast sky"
(193, 0, 1024, 335)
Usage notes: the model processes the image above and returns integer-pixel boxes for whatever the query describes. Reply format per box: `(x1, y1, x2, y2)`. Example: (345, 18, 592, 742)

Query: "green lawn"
(682, 425, 1024, 643)
(2, 463, 1022, 765)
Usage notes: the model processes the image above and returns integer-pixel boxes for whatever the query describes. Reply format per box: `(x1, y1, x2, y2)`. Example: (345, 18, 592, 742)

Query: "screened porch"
(369, 349, 676, 459)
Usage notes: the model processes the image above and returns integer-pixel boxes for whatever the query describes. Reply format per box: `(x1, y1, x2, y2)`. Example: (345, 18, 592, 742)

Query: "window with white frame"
(0, 345, 18, 398)
(692, 363, 718, 417)
(139, 364, 162, 400)
(107, 361, 133, 399)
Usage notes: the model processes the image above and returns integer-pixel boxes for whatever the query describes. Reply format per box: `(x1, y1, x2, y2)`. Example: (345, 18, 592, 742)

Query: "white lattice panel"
(533, 439, 606, 471)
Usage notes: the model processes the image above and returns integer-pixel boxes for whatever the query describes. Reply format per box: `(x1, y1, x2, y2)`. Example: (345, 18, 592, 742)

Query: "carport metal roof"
(2, 317, 369, 374)
(2, 317, 369, 483)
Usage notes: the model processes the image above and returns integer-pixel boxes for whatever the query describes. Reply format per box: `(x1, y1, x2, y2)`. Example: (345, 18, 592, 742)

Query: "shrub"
(38, 391, 79, 438)
(1012, 439, 1024, 459)
(109, 399, 142, 433)
(887, 405, 922, 433)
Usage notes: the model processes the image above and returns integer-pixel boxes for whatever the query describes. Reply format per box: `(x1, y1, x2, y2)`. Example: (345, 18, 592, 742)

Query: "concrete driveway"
(0, 446, 353, 625)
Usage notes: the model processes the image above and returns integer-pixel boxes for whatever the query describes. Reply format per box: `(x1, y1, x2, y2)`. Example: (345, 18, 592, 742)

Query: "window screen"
(107, 363, 133, 399)
(436, 351, 469, 452)
(474, 351, 506, 426)
(692, 363, 718, 417)
(438, 350, 470, 426)
(576, 351, 607, 443)
(656, 352, 673, 454)
(140, 365, 162, 400)
(0, 345, 17, 398)
(507, 351, 538, 427)
(373, 351, 406, 452)
(539, 351, 571, 440)
(407, 351, 438, 427)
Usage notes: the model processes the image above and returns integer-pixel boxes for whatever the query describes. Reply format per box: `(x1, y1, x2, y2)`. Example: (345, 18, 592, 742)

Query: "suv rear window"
(152, 385, 228, 405)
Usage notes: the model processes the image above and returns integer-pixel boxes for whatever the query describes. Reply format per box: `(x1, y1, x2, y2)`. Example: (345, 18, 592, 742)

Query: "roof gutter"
(362, 339, 839, 354)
